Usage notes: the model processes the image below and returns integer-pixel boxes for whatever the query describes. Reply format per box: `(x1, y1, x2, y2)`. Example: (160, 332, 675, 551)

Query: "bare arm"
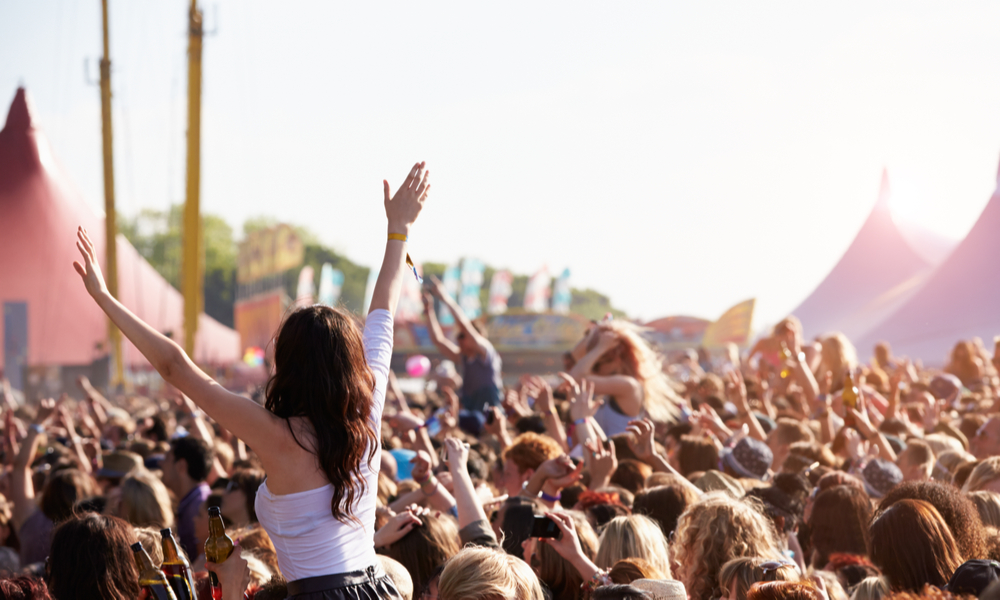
(422, 291, 461, 362)
(73, 227, 287, 456)
(368, 162, 430, 316)
(445, 438, 490, 530)
(727, 369, 767, 442)
(11, 428, 43, 530)
(627, 419, 703, 497)
(429, 277, 490, 356)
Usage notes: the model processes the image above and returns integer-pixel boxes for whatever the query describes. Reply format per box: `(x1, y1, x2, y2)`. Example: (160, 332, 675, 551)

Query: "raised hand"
(626, 419, 657, 461)
(72, 227, 108, 298)
(410, 450, 433, 483)
(725, 369, 751, 413)
(373, 508, 422, 548)
(384, 162, 429, 234)
(566, 376, 602, 422)
(444, 437, 469, 471)
(585, 439, 617, 490)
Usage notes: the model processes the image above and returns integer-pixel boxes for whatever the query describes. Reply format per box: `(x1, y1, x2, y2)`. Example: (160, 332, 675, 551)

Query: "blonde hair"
(963, 457, 1000, 492)
(968, 491, 1000, 528)
(588, 321, 681, 422)
(849, 576, 888, 600)
(818, 333, 858, 384)
(119, 470, 174, 529)
(132, 527, 163, 567)
(671, 493, 783, 600)
(595, 514, 672, 577)
(719, 557, 799, 600)
(438, 547, 544, 600)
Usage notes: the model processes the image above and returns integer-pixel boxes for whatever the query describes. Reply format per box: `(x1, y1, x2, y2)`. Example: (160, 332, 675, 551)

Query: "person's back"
(72, 160, 431, 599)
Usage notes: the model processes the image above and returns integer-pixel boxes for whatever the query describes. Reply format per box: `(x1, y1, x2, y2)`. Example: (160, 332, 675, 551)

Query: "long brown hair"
(869, 499, 964, 592)
(46, 513, 140, 600)
(264, 306, 379, 523)
(808, 485, 872, 568)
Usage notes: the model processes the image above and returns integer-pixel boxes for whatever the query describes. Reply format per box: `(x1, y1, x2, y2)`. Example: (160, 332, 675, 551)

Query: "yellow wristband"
(388, 233, 408, 242)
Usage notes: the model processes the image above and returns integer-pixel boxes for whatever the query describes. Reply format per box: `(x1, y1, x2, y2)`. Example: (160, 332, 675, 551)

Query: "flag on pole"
(318, 263, 344, 307)
(438, 265, 461, 325)
(362, 268, 379, 315)
(523, 267, 551, 313)
(295, 266, 315, 308)
(551, 268, 572, 314)
(701, 298, 756, 348)
(487, 270, 513, 315)
(458, 258, 486, 319)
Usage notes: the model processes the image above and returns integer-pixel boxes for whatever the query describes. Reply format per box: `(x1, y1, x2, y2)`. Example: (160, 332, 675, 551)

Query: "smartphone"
(425, 415, 442, 437)
(530, 516, 560, 539)
(485, 409, 496, 425)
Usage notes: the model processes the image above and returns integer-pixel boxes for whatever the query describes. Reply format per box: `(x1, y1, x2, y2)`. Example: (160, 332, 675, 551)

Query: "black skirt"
(286, 565, 402, 600)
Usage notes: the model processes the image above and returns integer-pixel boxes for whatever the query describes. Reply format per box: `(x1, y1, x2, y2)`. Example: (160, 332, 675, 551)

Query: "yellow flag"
(701, 298, 756, 348)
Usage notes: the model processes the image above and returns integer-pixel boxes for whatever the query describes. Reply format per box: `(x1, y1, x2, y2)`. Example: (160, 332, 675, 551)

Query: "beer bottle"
(842, 372, 859, 427)
(160, 528, 196, 600)
(132, 542, 178, 600)
(205, 506, 234, 600)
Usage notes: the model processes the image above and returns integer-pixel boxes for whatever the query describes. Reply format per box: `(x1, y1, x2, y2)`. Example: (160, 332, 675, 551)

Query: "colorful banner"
(317, 264, 344, 307)
(237, 224, 304, 284)
(396, 263, 425, 322)
(523, 267, 551, 313)
(487, 270, 514, 315)
(234, 290, 289, 358)
(458, 258, 486, 319)
(487, 313, 589, 349)
(701, 298, 757, 348)
(438, 265, 461, 325)
(362, 269, 379, 315)
(295, 266, 315, 308)
(551, 268, 572, 314)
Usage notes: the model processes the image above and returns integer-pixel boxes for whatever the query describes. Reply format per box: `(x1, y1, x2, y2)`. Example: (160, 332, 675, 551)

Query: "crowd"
(1, 162, 1000, 600)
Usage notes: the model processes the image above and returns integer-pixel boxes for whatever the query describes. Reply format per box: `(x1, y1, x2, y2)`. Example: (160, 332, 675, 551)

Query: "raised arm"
(72, 228, 283, 456)
(421, 291, 461, 362)
(428, 276, 490, 356)
(369, 162, 430, 316)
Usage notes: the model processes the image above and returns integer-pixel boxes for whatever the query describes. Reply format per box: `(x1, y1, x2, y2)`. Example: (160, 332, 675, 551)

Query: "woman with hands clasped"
(73, 162, 431, 600)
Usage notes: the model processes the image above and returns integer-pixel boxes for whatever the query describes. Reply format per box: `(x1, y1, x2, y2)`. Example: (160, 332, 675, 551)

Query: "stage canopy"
(856, 162, 1000, 364)
(789, 170, 955, 342)
(0, 87, 239, 378)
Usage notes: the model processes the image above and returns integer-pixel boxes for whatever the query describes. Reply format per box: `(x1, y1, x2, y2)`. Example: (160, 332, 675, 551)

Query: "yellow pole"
(99, 0, 124, 387)
(183, 0, 203, 358)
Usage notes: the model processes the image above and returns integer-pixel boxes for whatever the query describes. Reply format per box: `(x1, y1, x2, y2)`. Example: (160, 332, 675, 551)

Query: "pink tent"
(857, 162, 1000, 364)
(789, 170, 954, 341)
(0, 87, 239, 381)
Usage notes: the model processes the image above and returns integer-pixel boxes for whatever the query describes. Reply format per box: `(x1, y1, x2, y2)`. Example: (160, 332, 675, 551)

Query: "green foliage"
(120, 208, 628, 329)
(118, 206, 236, 327)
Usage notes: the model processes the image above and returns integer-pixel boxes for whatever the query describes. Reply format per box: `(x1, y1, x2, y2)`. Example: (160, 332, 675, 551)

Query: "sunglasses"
(759, 560, 794, 582)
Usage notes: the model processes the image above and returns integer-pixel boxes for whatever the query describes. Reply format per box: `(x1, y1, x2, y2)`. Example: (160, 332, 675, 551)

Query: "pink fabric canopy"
(857, 162, 1000, 364)
(0, 87, 239, 369)
(789, 170, 952, 342)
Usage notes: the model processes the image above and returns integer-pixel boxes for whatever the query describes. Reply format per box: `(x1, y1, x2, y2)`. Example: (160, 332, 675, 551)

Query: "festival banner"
(551, 268, 572, 314)
(438, 265, 461, 325)
(523, 267, 551, 313)
(237, 224, 304, 284)
(701, 298, 757, 348)
(317, 264, 344, 307)
(295, 266, 315, 308)
(487, 270, 514, 315)
(458, 258, 486, 319)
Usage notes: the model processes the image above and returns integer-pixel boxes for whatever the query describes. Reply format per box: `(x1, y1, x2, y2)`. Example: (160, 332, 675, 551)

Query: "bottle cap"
(208, 506, 221, 516)
(159, 528, 173, 537)
(131, 542, 143, 552)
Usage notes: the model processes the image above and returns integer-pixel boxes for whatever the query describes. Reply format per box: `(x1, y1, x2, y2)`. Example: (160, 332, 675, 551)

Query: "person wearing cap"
(721, 437, 773, 482)
(946, 559, 1000, 597)
(861, 458, 903, 499)
(161, 436, 215, 559)
(94, 450, 143, 492)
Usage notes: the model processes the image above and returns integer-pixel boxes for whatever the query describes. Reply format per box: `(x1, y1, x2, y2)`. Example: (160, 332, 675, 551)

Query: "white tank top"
(254, 309, 393, 580)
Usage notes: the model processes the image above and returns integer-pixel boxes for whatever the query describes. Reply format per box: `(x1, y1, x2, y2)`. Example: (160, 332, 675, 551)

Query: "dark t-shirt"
(460, 340, 503, 413)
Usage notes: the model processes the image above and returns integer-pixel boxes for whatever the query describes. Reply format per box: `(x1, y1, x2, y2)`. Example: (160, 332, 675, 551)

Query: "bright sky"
(3, 1, 1000, 329)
